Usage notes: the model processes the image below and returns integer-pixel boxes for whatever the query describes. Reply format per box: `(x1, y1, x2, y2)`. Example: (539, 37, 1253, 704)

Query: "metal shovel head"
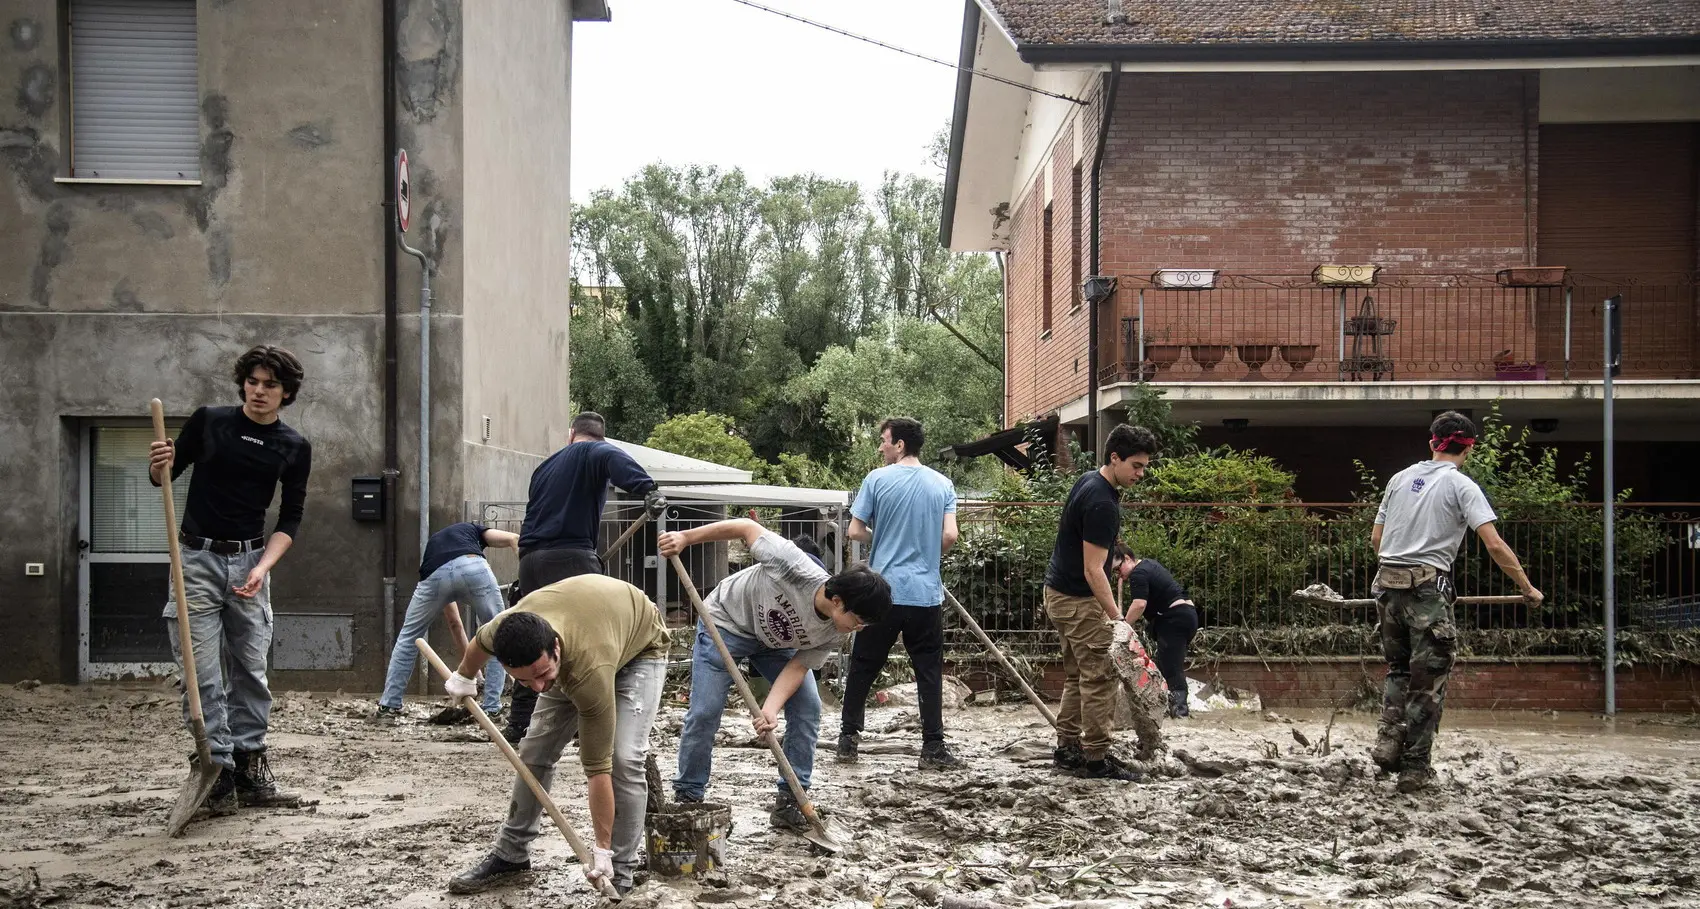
(166, 754, 222, 837)
(798, 810, 845, 853)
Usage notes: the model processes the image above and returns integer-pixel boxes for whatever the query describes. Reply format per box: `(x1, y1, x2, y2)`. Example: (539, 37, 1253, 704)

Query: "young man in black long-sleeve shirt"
(502, 411, 665, 744)
(149, 345, 312, 814)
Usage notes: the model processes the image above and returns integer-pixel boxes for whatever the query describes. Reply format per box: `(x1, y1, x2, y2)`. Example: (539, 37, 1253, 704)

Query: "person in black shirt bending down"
(149, 345, 313, 815)
(503, 411, 666, 744)
(1112, 542, 1200, 719)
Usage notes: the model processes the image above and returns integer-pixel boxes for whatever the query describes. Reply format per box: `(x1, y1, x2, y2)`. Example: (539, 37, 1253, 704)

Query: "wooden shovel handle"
(943, 589, 1057, 727)
(152, 400, 213, 767)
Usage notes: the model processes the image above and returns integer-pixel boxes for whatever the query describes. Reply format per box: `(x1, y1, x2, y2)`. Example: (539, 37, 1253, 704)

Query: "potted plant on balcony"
(1147, 344, 1185, 376)
(1496, 266, 1567, 287)
(1190, 344, 1228, 375)
(1236, 343, 1277, 381)
(1280, 344, 1318, 375)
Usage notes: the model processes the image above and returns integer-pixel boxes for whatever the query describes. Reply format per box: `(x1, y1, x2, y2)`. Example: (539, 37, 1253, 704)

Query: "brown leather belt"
(179, 531, 265, 555)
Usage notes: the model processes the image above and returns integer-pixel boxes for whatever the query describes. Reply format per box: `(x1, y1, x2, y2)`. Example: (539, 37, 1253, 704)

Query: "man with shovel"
(660, 518, 892, 832)
(838, 417, 964, 770)
(1371, 410, 1543, 793)
(1043, 423, 1157, 782)
(443, 573, 669, 896)
(148, 345, 312, 814)
(506, 411, 666, 744)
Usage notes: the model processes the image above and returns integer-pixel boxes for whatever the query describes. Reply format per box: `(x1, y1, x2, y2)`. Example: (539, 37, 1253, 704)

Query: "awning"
(939, 416, 1057, 470)
(662, 483, 849, 509)
(606, 439, 755, 485)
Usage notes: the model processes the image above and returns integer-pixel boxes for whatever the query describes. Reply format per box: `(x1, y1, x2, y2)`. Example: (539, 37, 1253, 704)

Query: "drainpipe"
(1087, 62, 1122, 456)
(398, 235, 434, 563)
(381, 0, 400, 648)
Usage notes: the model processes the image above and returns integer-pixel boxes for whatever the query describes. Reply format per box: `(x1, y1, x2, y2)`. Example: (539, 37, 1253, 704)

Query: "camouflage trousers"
(1376, 576, 1458, 772)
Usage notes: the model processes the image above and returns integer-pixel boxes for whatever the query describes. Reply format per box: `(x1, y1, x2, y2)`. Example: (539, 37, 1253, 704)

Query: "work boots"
(1052, 742, 1085, 772)
(1396, 766, 1436, 794)
(918, 740, 963, 771)
(1371, 724, 1405, 774)
(835, 733, 860, 764)
(447, 854, 533, 895)
(769, 790, 825, 832)
(233, 748, 305, 807)
(190, 754, 238, 818)
(1167, 689, 1190, 719)
(1081, 754, 1144, 782)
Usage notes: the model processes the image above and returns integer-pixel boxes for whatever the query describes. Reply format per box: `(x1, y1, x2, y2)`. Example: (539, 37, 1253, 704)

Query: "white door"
(79, 423, 192, 680)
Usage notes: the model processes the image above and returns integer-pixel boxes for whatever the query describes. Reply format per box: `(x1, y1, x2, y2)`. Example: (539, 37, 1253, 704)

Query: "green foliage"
(643, 412, 764, 474)
(567, 293, 665, 441)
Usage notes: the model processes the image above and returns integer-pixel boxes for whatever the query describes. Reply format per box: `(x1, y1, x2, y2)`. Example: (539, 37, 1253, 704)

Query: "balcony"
(1096, 272, 1700, 385)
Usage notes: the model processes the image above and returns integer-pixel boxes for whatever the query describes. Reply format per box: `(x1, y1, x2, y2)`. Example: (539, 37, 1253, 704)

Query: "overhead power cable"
(722, 0, 1089, 106)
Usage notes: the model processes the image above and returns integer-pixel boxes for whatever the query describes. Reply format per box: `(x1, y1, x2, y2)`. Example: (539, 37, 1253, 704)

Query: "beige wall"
(1541, 66, 1700, 123)
(458, 0, 577, 506)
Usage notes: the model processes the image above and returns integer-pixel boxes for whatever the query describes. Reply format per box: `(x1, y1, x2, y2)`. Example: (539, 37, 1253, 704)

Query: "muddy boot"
(769, 790, 812, 832)
(1081, 754, 1144, 783)
(835, 733, 859, 764)
(1167, 689, 1190, 718)
(1053, 742, 1085, 772)
(447, 853, 533, 895)
(190, 755, 239, 819)
(1396, 766, 1436, 794)
(374, 703, 404, 723)
(232, 749, 304, 808)
(918, 740, 963, 770)
(1371, 724, 1405, 775)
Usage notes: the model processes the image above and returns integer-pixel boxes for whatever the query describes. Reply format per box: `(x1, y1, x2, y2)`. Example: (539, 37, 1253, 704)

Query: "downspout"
(996, 250, 1009, 427)
(398, 239, 433, 563)
(1087, 62, 1121, 457)
(381, 0, 400, 648)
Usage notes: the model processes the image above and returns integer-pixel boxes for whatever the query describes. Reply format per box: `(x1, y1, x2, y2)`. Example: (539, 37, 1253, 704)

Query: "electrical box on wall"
(351, 476, 384, 522)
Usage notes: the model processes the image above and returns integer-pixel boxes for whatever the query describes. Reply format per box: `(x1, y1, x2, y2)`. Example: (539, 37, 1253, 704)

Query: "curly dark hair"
(824, 564, 893, 624)
(491, 611, 559, 669)
(233, 345, 305, 406)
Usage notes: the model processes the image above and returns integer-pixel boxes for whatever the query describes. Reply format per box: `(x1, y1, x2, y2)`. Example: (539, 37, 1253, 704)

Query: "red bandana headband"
(1432, 431, 1476, 450)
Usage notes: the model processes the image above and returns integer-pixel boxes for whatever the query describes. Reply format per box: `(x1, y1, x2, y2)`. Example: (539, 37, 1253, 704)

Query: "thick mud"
(1, 680, 1696, 908)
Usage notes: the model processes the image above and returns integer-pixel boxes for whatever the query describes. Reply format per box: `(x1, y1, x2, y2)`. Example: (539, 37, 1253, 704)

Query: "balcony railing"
(1095, 272, 1700, 384)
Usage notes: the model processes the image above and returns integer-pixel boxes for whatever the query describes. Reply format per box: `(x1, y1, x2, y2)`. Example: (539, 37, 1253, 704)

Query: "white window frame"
(60, 0, 202, 185)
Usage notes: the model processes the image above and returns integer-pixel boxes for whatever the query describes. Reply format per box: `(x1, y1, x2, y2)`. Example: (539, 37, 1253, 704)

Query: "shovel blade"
(165, 763, 222, 837)
(799, 815, 845, 853)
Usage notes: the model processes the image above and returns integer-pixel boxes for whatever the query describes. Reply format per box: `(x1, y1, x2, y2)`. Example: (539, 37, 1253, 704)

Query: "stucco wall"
(0, 0, 486, 684)
(457, 1, 576, 506)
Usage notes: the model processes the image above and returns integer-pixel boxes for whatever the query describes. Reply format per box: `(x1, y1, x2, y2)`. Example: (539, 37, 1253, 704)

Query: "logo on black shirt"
(240, 435, 266, 446)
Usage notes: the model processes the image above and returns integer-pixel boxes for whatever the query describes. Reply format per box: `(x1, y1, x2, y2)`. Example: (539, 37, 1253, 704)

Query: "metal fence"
(1097, 272, 1699, 384)
(940, 502, 1700, 657)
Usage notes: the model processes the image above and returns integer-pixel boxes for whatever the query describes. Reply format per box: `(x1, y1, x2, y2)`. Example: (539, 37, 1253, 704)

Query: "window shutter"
(70, 0, 199, 180)
(90, 426, 192, 553)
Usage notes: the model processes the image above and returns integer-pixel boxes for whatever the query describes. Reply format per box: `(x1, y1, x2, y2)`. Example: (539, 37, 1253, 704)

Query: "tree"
(567, 290, 665, 441)
(644, 411, 765, 474)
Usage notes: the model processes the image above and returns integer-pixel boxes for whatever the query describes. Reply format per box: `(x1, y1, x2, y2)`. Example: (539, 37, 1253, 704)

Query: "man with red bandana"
(1370, 410, 1543, 792)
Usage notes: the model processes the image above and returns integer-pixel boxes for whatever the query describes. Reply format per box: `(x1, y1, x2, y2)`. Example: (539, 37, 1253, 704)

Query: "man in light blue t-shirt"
(838, 417, 964, 771)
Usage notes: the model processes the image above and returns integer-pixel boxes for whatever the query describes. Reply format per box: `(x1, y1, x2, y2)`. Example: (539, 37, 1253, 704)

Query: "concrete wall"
(458, 0, 577, 507)
(0, 0, 543, 686)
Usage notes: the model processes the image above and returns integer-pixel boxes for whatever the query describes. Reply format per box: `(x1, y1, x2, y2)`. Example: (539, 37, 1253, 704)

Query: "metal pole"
(1136, 288, 1145, 376)
(417, 270, 431, 560)
(1563, 286, 1572, 381)
(1603, 295, 1617, 715)
(1337, 288, 1347, 374)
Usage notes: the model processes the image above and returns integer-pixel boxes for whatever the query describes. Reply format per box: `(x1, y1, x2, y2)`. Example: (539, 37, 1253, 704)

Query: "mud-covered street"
(2, 680, 1697, 909)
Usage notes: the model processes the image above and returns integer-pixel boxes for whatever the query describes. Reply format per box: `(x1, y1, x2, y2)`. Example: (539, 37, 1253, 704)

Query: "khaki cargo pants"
(1043, 587, 1118, 760)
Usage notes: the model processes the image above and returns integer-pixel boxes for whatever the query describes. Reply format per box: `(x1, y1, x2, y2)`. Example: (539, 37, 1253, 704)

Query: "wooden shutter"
(70, 0, 199, 180)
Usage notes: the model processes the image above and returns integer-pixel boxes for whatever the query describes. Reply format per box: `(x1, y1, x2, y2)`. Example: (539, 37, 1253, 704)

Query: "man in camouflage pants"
(1370, 411, 1543, 793)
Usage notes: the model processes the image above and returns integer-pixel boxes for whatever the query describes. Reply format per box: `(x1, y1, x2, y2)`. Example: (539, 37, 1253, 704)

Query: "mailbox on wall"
(351, 476, 384, 522)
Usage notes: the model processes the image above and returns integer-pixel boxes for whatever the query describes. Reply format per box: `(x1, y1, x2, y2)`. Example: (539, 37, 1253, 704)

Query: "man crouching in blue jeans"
(659, 519, 892, 832)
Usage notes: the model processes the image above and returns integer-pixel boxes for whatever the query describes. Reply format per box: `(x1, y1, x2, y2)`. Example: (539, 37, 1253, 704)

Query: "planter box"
(1496, 266, 1567, 287)
(1312, 264, 1380, 286)
(1495, 364, 1547, 381)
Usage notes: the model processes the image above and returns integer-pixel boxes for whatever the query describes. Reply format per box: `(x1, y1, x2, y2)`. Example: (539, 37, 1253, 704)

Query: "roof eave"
(1015, 36, 1700, 66)
(940, 0, 983, 249)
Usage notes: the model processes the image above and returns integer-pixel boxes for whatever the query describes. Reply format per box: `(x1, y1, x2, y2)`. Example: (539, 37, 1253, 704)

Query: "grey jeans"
(491, 658, 666, 890)
(161, 545, 273, 769)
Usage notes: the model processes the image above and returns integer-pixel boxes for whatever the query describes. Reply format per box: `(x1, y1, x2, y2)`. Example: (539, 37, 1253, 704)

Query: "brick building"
(941, 0, 1700, 501)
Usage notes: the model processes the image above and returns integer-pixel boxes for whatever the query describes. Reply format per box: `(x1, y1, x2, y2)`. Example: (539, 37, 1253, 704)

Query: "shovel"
(414, 639, 622, 902)
(600, 513, 649, 562)
(667, 554, 844, 853)
(154, 399, 222, 837)
(941, 588, 1056, 727)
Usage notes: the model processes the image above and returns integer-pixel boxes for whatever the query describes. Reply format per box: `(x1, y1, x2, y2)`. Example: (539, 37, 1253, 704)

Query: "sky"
(570, 0, 967, 201)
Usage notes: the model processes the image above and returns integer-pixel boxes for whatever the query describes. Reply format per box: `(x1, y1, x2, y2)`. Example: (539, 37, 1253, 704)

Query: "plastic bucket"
(645, 801, 732, 877)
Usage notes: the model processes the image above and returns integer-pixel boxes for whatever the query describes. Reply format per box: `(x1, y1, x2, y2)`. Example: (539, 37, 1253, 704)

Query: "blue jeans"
(674, 622, 820, 800)
(380, 555, 507, 713)
(492, 658, 666, 891)
(161, 546, 274, 769)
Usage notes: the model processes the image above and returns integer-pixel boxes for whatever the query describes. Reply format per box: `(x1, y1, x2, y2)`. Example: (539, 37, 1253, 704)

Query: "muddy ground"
(1, 678, 1697, 909)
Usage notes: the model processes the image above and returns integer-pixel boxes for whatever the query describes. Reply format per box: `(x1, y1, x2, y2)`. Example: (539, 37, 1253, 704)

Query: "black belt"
(179, 531, 265, 555)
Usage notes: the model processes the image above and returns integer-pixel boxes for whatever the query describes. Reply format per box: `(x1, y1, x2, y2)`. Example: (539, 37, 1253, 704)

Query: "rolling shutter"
(70, 0, 199, 180)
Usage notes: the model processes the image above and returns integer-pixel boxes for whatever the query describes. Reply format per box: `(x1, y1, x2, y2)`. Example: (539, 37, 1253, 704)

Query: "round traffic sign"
(396, 149, 411, 233)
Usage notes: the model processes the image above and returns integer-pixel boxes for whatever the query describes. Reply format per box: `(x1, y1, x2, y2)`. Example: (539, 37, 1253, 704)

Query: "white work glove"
(444, 671, 479, 699)
(585, 846, 615, 886)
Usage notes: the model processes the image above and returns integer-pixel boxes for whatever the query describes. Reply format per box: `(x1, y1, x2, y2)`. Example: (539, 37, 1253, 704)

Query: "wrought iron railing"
(1095, 272, 1700, 384)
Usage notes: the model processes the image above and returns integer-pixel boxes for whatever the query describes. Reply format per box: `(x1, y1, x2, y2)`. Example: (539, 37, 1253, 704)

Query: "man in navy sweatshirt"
(503, 411, 665, 744)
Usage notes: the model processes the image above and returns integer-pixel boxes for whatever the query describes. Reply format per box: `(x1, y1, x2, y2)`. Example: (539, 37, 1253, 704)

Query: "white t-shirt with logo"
(1375, 460, 1498, 570)
(703, 531, 843, 669)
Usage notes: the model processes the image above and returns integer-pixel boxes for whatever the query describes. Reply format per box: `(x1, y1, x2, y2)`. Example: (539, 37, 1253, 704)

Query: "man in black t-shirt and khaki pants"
(149, 346, 313, 815)
(1043, 424, 1158, 783)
